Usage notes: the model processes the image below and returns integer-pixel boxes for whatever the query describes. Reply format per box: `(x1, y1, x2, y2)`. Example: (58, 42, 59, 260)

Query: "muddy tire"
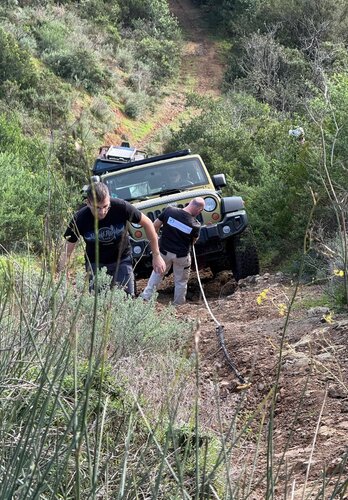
(230, 231, 260, 281)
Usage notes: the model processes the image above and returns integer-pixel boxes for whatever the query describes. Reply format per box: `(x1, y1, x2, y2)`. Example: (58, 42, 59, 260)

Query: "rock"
(239, 275, 258, 287)
(220, 379, 230, 387)
(316, 352, 334, 361)
(340, 402, 348, 413)
(333, 318, 348, 329)
(326, 457, 346, 474)
(318, 425, 335, 437)
(307, 306, 330, 317)
(328, 384, 346, 399)
(290, 356, 311, 371)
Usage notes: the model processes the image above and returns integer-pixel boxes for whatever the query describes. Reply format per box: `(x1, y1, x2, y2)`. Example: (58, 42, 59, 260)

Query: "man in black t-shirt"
(141, 197, 205, 305)
(60, 182, 165, 294)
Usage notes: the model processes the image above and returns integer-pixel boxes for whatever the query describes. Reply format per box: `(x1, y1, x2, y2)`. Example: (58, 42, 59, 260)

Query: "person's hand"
(152, 253, 166, 274)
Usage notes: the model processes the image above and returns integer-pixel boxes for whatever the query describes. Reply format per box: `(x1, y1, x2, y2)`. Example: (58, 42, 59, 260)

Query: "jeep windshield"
(102, 157, 209, 201)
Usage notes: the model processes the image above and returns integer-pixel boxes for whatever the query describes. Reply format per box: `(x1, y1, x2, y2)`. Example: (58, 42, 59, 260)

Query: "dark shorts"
(86, 256, 135, 295)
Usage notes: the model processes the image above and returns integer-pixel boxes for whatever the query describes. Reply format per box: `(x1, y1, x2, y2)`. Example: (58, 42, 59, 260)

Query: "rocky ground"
(138, 271, 348, 498)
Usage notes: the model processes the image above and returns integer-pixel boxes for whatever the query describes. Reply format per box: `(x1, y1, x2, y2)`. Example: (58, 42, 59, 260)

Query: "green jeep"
(91, 148, 259, 280)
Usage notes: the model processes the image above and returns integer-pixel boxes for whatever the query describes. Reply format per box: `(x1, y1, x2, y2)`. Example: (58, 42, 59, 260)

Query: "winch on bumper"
(196, 210, 248, 250)
(194, 210, 248, 270)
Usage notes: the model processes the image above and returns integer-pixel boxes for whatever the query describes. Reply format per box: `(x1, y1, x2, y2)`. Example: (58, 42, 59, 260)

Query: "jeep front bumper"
(131, 210, 248, 277)
(196, 210, 248, 248)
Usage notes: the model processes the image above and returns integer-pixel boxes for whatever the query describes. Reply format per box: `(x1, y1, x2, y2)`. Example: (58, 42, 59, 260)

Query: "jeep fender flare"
(221, 196, 244, 214)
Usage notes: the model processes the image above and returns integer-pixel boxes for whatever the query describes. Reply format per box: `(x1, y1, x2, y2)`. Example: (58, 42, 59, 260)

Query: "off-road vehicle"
(91, 146, 259, 280)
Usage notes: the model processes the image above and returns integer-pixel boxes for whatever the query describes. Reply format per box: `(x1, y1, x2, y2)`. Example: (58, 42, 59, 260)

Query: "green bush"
(35, 19, 70, 53)
(225, 34, 311, 112)
(0, 149, 71, 251)
(42, 48, 108, 92)
(124, 90, 149, 118)
(0, 262, 199, 497)
(55, 133, 91, 185)
(22, 69, 73, 124)
(167, 92, 314, 263)
(79, 0, 121, 28)
(0, 27, 38, 92)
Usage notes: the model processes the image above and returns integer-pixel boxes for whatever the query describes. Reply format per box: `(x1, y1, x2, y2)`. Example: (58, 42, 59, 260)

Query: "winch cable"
(192, 246, 250, 389)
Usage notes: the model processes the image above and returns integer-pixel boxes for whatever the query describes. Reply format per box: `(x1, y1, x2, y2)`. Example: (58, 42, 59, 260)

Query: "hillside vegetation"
(1, 0, 346, 289)
(0, 0, 181, 252)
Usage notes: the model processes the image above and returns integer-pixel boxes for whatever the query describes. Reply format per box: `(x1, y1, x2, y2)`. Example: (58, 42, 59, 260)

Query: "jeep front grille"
(146, 207, 204, 223)
(146, 209, 163, 222)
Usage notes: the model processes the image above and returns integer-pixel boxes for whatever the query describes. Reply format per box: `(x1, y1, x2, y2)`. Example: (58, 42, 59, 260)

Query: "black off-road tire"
(230, 231, 260, 281)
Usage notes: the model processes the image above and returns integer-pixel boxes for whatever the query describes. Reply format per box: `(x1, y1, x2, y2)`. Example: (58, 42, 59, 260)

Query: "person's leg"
(110, 256, 135, 295)
(141, 252, 172, 301)
(172, 254, 191, 305)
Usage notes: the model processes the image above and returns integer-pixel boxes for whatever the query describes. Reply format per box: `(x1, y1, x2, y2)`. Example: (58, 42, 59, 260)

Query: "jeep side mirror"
(212, 173, 226, 189)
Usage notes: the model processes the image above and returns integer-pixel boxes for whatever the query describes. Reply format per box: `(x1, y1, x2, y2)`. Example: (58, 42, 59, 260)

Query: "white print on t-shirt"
(167, 216, 193, 234)
(85, 224, 125, 243)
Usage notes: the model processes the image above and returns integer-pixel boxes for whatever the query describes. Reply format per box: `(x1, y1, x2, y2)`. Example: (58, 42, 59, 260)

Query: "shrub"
(35, 19, 70, 53)
(0, 27, 38, 92)
(0, 150, 70, 251)
(21, 68, 73, 124)
(124, 90, 149, 118)
(55, 133, 91, 185)
(42, 48, 108, 92)
(0, 261, 197, 497)
(167, 92, 314, 263)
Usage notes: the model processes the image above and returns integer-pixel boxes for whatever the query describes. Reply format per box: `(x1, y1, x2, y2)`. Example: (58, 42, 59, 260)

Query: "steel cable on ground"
(192, 246, 250, 388)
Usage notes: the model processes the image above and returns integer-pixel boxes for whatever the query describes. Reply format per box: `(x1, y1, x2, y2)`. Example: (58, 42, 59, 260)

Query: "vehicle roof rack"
(93, 149, 191, 175)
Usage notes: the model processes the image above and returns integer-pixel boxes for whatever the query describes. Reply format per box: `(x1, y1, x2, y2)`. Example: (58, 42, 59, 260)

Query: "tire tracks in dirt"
(136, 0, 226, 148)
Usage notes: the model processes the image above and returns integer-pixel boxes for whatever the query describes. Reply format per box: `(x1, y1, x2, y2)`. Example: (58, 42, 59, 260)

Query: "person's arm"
(153, 218, 163, 233)
(191, 225, 201, 246)
(58, 241, 77, 273)
(139, 214, 166, 274)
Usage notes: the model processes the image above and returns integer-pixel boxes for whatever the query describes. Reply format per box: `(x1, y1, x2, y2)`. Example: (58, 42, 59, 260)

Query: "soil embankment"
(146, 270, 348, 496)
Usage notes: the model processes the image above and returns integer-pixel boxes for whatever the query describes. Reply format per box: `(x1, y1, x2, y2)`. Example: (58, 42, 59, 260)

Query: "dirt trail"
(137, 0, 225, 148)
(138, 271, 348, 497)
(169, 0, 225, 96)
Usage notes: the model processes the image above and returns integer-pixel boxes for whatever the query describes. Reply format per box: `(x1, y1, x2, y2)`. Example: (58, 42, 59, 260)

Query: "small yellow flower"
(278, 303, 287, 316)
(333, 269, 345, 277)
(256, 288, 269, 305)
(322, 312, 334, 324)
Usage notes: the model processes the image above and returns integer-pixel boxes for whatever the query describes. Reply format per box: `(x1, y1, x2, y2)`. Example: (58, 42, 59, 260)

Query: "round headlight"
(133, 245, 142, 255)
(204, 197, 217, 212)
(131, 222, 142, 229)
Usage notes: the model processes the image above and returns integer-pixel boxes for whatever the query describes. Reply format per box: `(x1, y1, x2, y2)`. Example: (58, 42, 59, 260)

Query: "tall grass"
(0, 254, 347, 498)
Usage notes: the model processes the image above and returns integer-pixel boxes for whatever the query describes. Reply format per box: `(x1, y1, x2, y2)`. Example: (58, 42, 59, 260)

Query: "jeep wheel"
(230, 232, 260, 281)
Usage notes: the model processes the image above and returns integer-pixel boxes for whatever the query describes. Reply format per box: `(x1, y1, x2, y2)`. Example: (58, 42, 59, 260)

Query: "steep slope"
(109, 0, 226, 149)
(138, 270, 348, 496)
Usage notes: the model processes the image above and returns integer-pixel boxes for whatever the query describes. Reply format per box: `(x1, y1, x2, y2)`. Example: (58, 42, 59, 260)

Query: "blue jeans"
(86, 256, 135, 295)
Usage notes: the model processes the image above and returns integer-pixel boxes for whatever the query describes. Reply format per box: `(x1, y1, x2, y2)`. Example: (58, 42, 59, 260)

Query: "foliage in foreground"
(0, 263, 199, 497)
(0, 256, 347, 498)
